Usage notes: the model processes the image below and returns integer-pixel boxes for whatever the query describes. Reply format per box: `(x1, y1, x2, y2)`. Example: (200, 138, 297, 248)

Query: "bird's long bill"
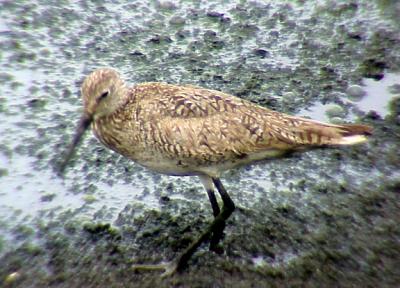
(58, 114, 93, 174)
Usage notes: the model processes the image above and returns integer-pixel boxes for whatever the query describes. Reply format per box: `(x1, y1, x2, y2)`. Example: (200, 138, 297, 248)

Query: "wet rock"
(346, 84, 366, 101)
(388, 83, 400, 95)
(387, 97, 400, 124)
(0, 72, 13, 83)
(83, 222, 120, 240)
(3, 271, 21, 286)
(169, 15, 186, 25)
(360, 58, 388, 80)
(156, 1, 177, 10)
(325, 103, 346, 118)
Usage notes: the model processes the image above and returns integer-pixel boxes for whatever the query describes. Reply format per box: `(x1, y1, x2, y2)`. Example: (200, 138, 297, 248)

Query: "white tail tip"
(337, 135, 369, 145)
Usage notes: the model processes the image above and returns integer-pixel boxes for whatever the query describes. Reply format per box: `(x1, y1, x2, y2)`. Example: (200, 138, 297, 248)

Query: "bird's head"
(58, 67, 126, 173)
(81, 67, 127, 119)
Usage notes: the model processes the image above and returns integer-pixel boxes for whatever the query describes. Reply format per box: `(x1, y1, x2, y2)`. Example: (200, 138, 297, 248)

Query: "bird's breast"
(91, 116, 139, 159)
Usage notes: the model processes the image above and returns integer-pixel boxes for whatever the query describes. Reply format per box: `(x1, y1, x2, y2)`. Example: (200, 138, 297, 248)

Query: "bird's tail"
(301, 120, 372, 146)
(324, 123, 373, 145)
(276, 115, 373, 146)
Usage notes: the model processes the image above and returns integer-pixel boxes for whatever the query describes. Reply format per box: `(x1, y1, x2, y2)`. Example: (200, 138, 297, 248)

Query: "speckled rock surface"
(0, 1, 399, 287)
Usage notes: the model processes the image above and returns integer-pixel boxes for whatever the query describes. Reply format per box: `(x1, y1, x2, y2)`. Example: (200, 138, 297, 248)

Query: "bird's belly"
(134, 148, 288, 177)
(137, 157, 201, 176)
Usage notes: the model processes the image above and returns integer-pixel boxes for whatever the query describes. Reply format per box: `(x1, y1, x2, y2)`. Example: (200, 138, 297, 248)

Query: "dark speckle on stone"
(41, 193, 56, 202)
(269, 30, 279, 38)
(62, 88, 71, 98)
(206, 11, 224, 18)
(176, 29, 190, 39)
(203, 30, 217, 40)
(253, 48, 269, 58)
(129, 50, 145, 57)
(27, 98, 46, 109)
(365, 110, 381, 120)
(348, 32, 363, 40)
(360, 58, 388, 80)
(148, 35, 173, 44)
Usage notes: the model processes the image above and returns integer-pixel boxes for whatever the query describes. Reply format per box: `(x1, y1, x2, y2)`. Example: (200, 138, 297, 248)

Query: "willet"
(59, 67, 372, 276)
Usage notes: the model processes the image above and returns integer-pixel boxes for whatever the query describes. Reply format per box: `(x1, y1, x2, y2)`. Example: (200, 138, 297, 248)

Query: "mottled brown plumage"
(78, 68, 372, 177)
(60, 67, 372, 276)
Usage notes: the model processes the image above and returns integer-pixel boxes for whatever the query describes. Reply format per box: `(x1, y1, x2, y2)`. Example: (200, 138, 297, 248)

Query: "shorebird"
(59, 67, 372, 276)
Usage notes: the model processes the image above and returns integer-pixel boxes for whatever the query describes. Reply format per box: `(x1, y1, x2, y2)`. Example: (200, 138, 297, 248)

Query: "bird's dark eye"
(99, 91, 109, 100)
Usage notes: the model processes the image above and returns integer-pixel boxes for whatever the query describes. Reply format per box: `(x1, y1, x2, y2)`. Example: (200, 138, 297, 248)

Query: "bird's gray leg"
(210, 177, 235, 251)
(132, 177, 235, 277)
(165, 177, 235, 275)
(199, 175, 223, 253)
(212, 177, 235, 214)
(211, 176, 235, 226)
(199, 175, 220, 217)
